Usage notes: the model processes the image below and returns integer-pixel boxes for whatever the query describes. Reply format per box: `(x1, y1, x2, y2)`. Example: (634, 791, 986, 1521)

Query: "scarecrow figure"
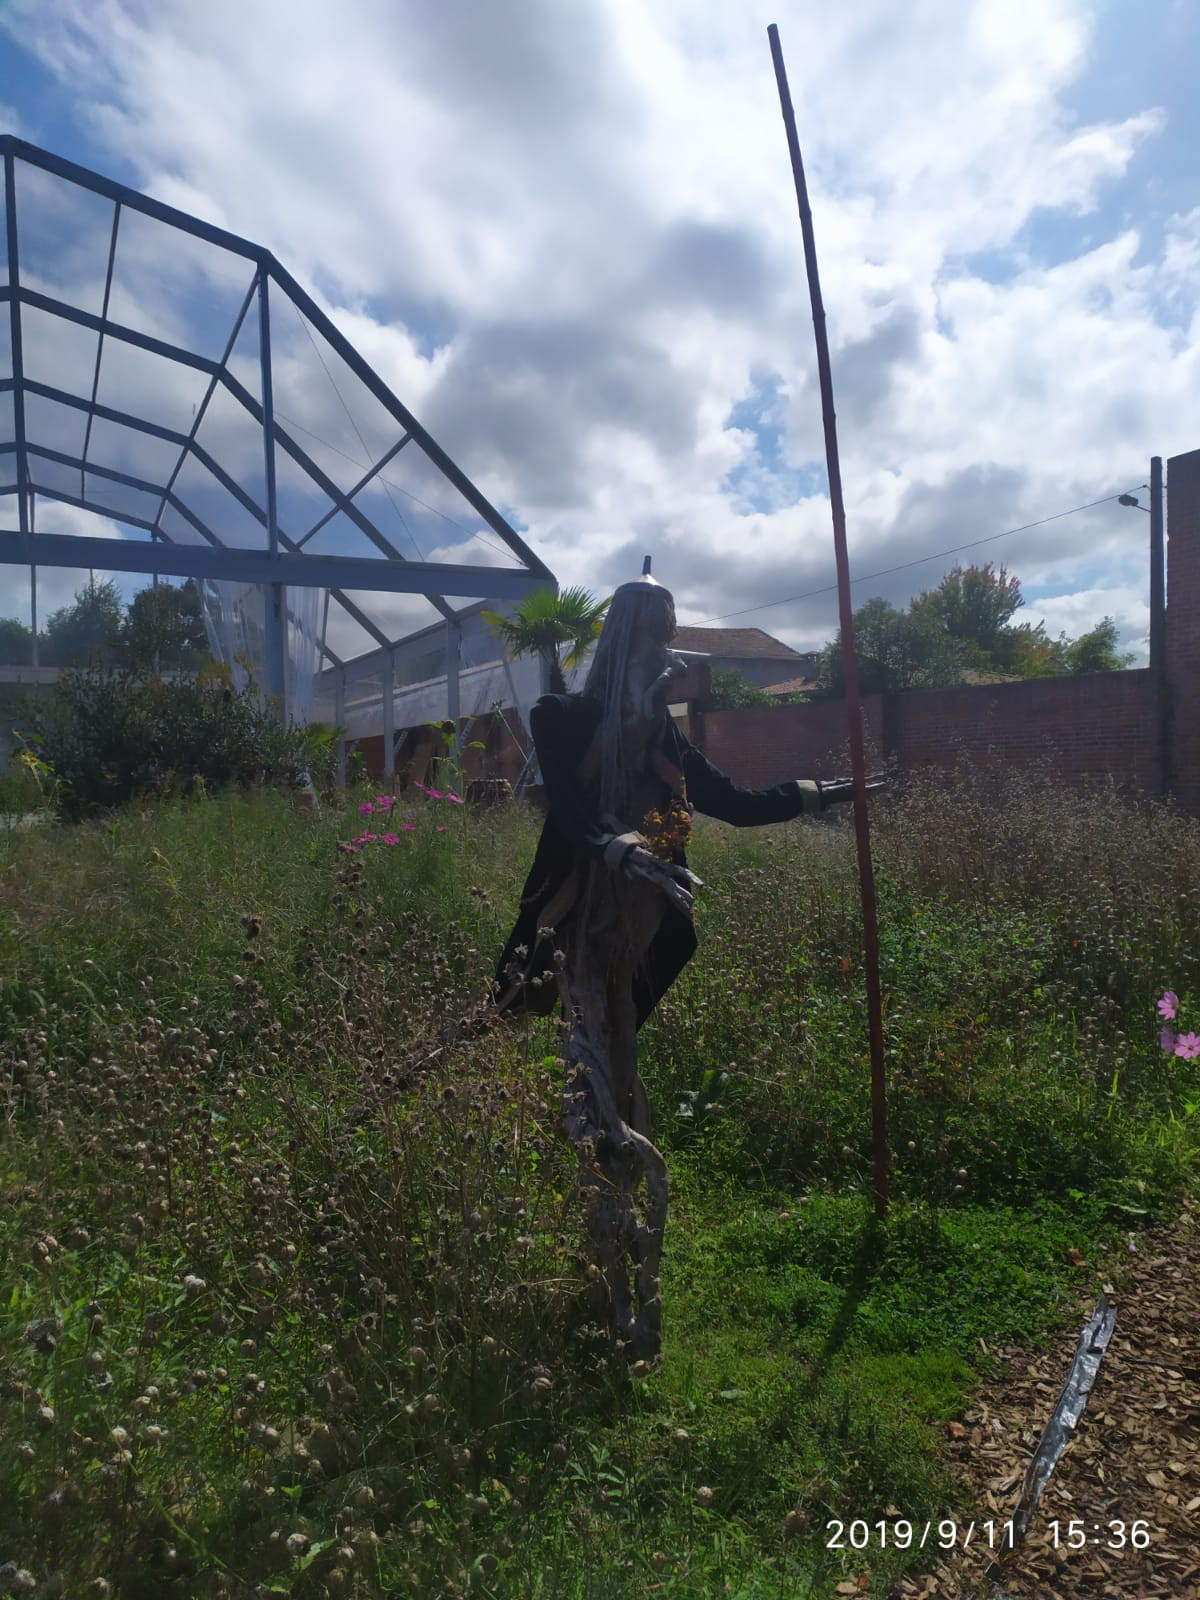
(493, 564, 876, 1358)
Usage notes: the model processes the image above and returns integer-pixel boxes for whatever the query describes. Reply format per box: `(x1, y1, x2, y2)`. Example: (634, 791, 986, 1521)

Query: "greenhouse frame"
(0, 135, 557, 774)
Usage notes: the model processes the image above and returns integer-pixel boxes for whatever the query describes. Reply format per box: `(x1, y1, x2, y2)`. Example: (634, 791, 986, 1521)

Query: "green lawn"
(1, 770, 1196, 1598)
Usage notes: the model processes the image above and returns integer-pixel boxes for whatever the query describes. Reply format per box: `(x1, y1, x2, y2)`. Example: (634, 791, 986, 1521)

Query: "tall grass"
(1, 772, 1196, 1597)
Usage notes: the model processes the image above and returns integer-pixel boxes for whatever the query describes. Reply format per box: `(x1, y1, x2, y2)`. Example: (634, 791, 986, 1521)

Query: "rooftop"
(673, 625, 806, 660)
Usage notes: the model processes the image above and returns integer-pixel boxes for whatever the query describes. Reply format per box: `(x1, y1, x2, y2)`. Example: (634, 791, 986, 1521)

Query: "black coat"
(494, 693, 818, 1029)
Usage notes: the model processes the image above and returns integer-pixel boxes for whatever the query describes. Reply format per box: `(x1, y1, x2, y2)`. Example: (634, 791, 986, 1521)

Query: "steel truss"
(0, 135, 555, 727)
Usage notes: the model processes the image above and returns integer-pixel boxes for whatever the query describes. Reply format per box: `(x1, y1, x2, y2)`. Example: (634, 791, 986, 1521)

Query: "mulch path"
(895, 1195, 1199, 1600)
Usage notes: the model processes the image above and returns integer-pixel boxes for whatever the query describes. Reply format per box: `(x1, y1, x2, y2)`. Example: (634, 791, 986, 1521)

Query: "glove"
(601, 831, 702, 917)
(798, 773, 886, 812)
(623, 845, 703, 917)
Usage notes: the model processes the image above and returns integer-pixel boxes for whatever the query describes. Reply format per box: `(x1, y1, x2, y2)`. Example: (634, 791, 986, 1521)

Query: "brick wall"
(1167, 448, 1200, 816)
(351, 712, 530, 790)
(695, 669, 1157, 797)
(688, 451, 1200, 811)
(695, 696, 885, 787)
(345, 448, 1200, 814)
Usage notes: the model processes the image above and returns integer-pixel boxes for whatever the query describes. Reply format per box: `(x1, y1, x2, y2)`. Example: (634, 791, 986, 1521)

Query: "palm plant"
(483, 586, 611, 694)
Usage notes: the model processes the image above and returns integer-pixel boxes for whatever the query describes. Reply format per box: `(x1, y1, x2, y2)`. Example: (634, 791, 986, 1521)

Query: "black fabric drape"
(493, 693, 814, 1029)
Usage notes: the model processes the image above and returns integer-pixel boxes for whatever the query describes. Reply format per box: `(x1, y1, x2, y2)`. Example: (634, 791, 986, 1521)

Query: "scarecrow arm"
(673, 729, 825, 823)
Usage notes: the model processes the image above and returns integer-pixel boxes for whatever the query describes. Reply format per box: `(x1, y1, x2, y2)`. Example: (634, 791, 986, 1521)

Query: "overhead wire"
(681, 485, 1151, 627)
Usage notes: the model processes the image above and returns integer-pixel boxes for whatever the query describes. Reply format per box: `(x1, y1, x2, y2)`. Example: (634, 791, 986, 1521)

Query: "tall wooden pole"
(768, 24, 889, 1216)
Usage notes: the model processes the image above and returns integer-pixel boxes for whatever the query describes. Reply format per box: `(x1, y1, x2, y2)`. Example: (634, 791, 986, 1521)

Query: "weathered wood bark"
(556, 863, 669, 1358)
(550, 651, 687, 1359)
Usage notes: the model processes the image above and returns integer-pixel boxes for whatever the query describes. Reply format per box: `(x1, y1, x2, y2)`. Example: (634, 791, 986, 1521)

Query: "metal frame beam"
(258, 269, 286, 706)
(296, 432, 411, 548)
(80, 200, 122, 500)
(264, 259, 553, 582)
(214, 358, 458, 621)
(5, 285, 219, 377)
(0, 529, 553, 600)
(1, 136, 267, 264)
(24, 442, 223, 544)
(1, 133, 551, 580)
(153, 270, 259, 533)
(1, 294, 495, 624)
(4, 151, 29, 537)
(4, 381, 407, 654)
(0, 134, 559, 682)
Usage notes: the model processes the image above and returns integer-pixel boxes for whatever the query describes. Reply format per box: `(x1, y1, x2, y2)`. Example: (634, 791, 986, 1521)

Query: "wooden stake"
(768, 23, 889, 1217)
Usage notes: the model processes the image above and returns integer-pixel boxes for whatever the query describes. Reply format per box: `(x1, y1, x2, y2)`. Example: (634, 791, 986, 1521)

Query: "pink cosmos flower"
(374, 795, 394, 811)
(381, 833, 399, 845)
(1174, 1032, 1200, 1060)
(446, 792, 464, 805)
(426, 788, 444, 800)
(354, 831, 377, 843)
(1160, 1027, 1178, 1055)
(436, 825, 447, 832)
(1157, 991, 1179, 1020)
(401, 822, 416, 832)
(358, 801, 375, 816)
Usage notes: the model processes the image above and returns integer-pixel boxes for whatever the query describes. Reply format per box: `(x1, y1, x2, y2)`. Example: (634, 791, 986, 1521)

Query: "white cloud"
(0, 0, 1191, 664)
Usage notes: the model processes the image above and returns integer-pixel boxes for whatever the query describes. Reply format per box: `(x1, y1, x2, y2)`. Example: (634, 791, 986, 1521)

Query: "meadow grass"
(1, 769, 1197, 1598)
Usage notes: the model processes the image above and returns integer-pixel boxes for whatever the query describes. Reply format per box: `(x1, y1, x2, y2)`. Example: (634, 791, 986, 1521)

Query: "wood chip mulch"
(894, 1196, 1199, 1600)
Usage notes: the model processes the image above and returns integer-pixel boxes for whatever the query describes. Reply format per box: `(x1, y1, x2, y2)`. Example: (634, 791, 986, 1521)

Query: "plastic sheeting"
(340, 652, 543, 741)
(200, 579, 326, 724)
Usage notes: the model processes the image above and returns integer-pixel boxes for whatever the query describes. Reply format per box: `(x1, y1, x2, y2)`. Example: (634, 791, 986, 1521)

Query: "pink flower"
(1174, 1032, 1200, 1060)
(446, 792, 464, 805)
(374, 795, 394, 811)
(426, 788, 444, 800)
(354, 831, 377, 843)
(401, 822, 416, 832)
(1157, 991, 1179, 1020)
(436, 825, 447, 832)
(381, 833, 399, 845)
(1160, 1027, 1178, 1055)
(358, 801, 375, 816)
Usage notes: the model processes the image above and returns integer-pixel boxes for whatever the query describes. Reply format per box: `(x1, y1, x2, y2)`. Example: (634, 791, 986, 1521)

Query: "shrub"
(29, 668, 333, 819)
(705, 666, 780, 710)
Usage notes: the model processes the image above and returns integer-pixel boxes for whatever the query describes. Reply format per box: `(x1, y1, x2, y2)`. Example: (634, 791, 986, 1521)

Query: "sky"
(1, 0, 1198, 665)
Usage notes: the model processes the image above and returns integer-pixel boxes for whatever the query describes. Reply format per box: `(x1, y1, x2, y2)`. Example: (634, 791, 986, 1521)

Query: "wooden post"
(768, 23, 889, 1216)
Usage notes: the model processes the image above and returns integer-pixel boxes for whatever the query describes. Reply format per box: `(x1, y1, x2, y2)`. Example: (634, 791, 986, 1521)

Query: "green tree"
(1063, 616, 1135, 675)
(0, 617, 34, 666)
(818, 598, 966, 696)
(482, 586, 611, 694)
(910, 562, 1024, 669)
(122, 579, 211, 673)
(1000, 620, 1068, 679)
(40, 577, 125, 668)
(707, 665, 779, 709)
